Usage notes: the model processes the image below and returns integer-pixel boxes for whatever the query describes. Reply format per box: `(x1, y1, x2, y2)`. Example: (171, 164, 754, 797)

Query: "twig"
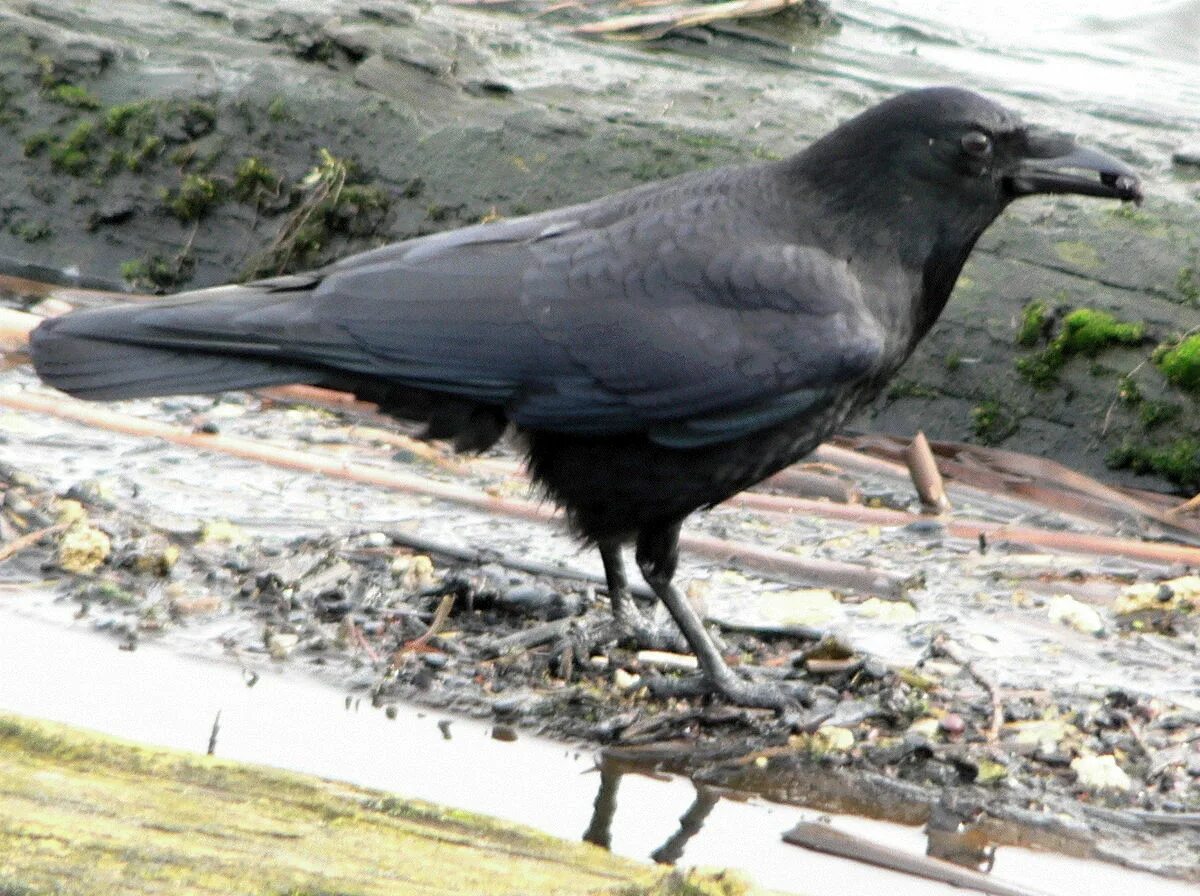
(1168, 491, 1200, 518)
(346, 621, 382, 664)
(932, 633, 1004, 743)
(904, 430, 951, 513)
(577, 0, 802, 39)
(377, 529, 656, 599)
(783, 820, 1051, 896)
(207, 710, 221, 756)
(400, 592, 457, 653)
(480, 617, 574, 658)
(0, 521, 68, 564)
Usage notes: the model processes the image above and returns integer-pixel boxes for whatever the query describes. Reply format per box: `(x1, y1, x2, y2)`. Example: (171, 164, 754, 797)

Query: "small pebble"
(939, 713, 966, 736)
(1071, 754, 1132, 791)
(635, 650, 698, 672)
(613, 668, 641, 691)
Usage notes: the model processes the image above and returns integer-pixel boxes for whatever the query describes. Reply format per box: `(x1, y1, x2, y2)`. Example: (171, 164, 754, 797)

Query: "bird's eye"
(961, 131, 993, 157)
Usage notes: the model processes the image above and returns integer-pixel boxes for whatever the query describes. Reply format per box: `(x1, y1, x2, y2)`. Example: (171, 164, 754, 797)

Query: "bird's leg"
(635, 523, 802, 711)
(598, 540, 687, 652)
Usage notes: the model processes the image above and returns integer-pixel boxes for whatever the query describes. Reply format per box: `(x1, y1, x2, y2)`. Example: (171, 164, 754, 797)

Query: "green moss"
(104, 99, 158, 139)
(1016, 348, 1064, 389)
(887, 379, 938, 400)
(267, 95, 289, 122)
(163, 173, 219, 222)
(1107, 204, 1159, 229)
(971, 400, 1018, 445)
(184, 100, 217, 131)
(1176, 267, 1200, 306)
(128, 134, 163, 171)
(1108, 438, 1200, 492)
(1053, 240, 1101, 269)
(47, 83, 100, 110)
(944, 351, 962, 372)
(245, 148, 390, 277)
(0, 713, 666, 895)
(1017, 307, 1145, 388)
(9, 219, 52, 242)
(1117, 375, 1142, 404)
(1016, 300, 1048, 347)
(1155, 334, 1200, 394)
(1139, 401, 1182, 430)
(22, 131, 53, 157)
(121, 253, 195, 292)
(233, 156, 280, 202)
(1059, 309, 1144, 354)
(48, 121, 98, 175)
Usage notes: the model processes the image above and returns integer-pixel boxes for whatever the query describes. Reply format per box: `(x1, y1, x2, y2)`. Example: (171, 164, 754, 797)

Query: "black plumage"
(31, 87, 1141, 707)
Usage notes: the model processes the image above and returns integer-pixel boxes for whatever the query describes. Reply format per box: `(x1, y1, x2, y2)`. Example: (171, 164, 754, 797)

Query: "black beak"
(1007, 127, 1142, 204)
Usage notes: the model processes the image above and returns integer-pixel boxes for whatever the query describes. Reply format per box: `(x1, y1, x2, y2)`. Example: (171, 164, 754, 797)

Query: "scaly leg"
(635, 522, 803, 711)
(598, 540, 687, 652)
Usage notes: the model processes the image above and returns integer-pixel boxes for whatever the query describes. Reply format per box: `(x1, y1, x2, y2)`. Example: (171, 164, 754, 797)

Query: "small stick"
(904, 430, 951, 513)
(932, 632, 1004, 743)
(0, 521, 69, 564)
(346, 621, 382, 664)
(784, 820, 1049, 896)
(206, 710, 221, 756)
(1168, 491, 1200, 518)
(398, 592, 456, 654)
(480, 617, 575, 659)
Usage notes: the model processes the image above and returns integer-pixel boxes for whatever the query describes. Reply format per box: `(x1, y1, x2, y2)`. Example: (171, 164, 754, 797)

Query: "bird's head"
(797, 87, 1142, 224)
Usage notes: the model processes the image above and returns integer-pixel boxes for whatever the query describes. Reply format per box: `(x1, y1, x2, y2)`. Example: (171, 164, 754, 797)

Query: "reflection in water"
(2, 607, 1197, 896)
(582, 761, 622, 849)
(582, 756, 1003, 880)
(582, 758, 721, 864)
(926, 794, 996, 872)
(649, 784, 722, 865)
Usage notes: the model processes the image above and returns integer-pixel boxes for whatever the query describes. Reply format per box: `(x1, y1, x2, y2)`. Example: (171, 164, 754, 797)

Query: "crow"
(30, 87, 1142, 708)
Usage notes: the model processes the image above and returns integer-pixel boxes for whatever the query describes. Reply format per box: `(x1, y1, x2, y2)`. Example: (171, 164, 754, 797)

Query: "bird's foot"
(614, 607, 691, 653)
(645, 665, 810, 714)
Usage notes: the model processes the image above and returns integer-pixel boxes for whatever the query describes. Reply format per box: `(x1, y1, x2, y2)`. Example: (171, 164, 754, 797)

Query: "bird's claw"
(612, 605, 691, 653)
(645, 668, 809, 715)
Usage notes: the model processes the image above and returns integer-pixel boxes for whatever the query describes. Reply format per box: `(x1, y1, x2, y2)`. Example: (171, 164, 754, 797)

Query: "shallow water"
(1, 601, 1195, 896)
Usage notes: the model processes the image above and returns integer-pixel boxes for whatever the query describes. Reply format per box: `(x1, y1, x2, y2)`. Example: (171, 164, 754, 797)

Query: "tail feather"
(29, 286, 324, 400)
(31, 328, 317, 400)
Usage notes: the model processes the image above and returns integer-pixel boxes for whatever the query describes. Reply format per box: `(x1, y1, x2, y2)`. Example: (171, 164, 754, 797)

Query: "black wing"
(33, 180, 884, 446)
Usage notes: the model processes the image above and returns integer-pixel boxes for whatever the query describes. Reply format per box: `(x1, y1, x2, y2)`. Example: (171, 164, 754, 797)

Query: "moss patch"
(0, 713, 745, 896)
(1108, 438, 1200, 492)
(244, 148, 390, 278)
(971, 400, 1019, 445)
(1176, 267, 1200, 307)
(1154, 334, 1200, 395)
(233, 156, 281, 202)
(48, 121, 99, 176)
(1016, 300, 1049, 347)
(121, 253, 195, 292)
(47, 83, 100, 110)
(1017, 308, 1145, 389)
(163, 173, 220, 222)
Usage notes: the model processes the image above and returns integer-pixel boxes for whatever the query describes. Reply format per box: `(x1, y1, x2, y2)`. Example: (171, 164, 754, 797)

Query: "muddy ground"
(1, 0, 1199, 888)
(1, 363, 1199, 882)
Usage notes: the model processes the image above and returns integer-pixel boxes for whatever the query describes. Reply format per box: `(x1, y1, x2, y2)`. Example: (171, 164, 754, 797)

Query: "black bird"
(30, 88, 1141, 707)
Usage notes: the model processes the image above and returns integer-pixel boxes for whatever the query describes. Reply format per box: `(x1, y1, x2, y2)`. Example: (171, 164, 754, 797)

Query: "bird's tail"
(29, 282, 323, 401)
